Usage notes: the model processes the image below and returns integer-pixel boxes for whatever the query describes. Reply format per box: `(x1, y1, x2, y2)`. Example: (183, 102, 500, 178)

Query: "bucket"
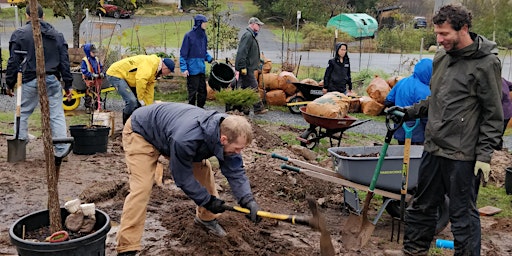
(69, 125, 110, 155)
(505, 167, 512, 195)
(9, 208, 111, 256)
(208, 62, 235, 91)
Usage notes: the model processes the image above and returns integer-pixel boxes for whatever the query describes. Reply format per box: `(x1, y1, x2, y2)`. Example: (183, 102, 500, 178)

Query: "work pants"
(187, 73, 207, 108)
(403, 152, 481, 256)
(116, 119, 219, 253)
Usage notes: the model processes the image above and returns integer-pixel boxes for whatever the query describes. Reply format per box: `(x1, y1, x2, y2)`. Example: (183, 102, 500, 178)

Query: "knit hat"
(162, 58, 175, 73)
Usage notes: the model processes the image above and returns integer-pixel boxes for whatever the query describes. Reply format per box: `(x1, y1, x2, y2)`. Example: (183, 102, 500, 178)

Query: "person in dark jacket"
(235, 17, 268, 115)
(5, 4, 72, 158)
(500, 77, 512, 149)
(384, 58, 432, 145)
(116, 103, 261, 256)
(322, 42, 352, 95)
(80, 43, 105, 113)
(386, 4, 502, 256)
(180, 14, 213, 108)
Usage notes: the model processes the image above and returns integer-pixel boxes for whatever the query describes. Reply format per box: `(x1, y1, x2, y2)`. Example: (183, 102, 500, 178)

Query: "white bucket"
(93, 111, 115, 136)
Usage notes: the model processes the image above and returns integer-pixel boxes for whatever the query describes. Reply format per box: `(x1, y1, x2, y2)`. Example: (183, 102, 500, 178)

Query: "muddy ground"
(1, 111, 512, 256)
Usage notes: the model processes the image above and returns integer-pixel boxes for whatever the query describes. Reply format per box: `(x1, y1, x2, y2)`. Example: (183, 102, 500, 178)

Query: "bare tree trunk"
(29, 0, 62, 233)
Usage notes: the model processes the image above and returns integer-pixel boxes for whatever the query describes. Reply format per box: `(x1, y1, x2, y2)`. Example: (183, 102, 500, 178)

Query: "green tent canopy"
(327, 13, 378, 38)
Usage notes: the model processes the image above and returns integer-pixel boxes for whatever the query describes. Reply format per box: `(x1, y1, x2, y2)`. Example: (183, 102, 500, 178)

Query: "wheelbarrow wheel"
(299, 129, 318, 149)
(62, 89, 80, 111)
(384, 194, 450, 234)
(288, 96, 305, 114)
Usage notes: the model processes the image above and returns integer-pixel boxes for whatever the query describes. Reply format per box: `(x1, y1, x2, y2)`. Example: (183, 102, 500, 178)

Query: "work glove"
(138, 99, 146, 106)
(474, 161, 491, 183)
(241, 200, 261, 224)
(203, 196, 226, 214)
(386, 106, 409, 123)
(241, 68, 247, 76)
(92, 73, 99, 78)
(79, 203, 96, 233)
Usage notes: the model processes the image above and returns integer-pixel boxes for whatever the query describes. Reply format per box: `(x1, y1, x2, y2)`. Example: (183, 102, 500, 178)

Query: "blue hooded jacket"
(130, 103, 254, 207)
(385, 58, 432, 143)
(80, 43, 104, 79)
(180, 14, 213, 75)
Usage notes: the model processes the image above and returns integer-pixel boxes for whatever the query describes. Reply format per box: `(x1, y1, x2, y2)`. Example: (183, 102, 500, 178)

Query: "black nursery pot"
(69, 125, 110, 155)
(9, 208, 111, 256)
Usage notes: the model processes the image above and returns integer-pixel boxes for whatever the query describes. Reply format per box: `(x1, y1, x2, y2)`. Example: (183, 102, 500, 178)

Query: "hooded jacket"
(130, 103, 255, 207)
(385, 58, 432, 143)
(80, 43, 104, 79)
(179, 15, 213, 75)
(6, 20, 72, 90)
(106, 54, 162, 105)
(407, 33, 502, 163)
(235, 27, 261, 72)
(323, 42, 352, 93)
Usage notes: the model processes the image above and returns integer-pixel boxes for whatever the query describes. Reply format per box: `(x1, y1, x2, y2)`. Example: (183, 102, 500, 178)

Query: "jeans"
(18, 75, 68, 155)
(107, 75, 138, 117)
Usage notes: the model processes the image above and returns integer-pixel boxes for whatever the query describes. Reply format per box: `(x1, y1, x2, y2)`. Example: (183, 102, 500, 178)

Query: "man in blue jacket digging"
(116, 103, 261, 256)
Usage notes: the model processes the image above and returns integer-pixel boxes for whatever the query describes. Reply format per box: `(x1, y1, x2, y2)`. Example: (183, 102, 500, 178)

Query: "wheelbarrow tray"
(292, 82, 324, 101)
(327, 145, 424, 193)
(300, 106, 357, 130)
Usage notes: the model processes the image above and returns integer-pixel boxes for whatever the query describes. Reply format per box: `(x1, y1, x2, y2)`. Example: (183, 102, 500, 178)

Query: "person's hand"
(241, 200, 261, 224)
(183, 70, 189, 77)
(386, 106, 409, 123)
(322, 88, 327, 94)
(203, 196, 226, 214)
(100, 73, 105, 78)
(474, 161, 491, 183)
(64, 89, 72, 101)
(92, 74, 99, 78)
(138, 100, 146, 106)
(241, 68, 247, 76)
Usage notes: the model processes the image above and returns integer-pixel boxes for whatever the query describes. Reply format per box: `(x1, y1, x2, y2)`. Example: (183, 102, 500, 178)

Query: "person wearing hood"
(384, 58, 432, 145)
(80, 43, 105, 112)
(106, 55, 175, 124)
(5, 3, 72, 158)
(386, 4, 502, 256)
(116, 103, 261, 256)
(235, 17, 268, 115)
(180, 14, 213, 108)
(322, 42, 352, 95)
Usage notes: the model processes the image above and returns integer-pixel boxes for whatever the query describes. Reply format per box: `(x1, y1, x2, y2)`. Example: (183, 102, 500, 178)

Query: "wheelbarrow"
(286, 82, 324, 114)
(62, 72, 115, 111)
(296, 106, 370, 149)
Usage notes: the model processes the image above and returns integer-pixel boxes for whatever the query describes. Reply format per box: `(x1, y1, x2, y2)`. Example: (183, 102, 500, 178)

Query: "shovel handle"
(271, 153, 288, 161)
(223, 204, 310, 226)
(280, 164, 300, 173)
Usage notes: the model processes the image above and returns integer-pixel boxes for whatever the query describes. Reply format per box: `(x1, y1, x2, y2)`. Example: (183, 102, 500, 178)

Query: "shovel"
(7, 53, 28, 163)
(224, 196, 335, 256)
(341, 109, 403, 250)
(392, 118, 420, 242)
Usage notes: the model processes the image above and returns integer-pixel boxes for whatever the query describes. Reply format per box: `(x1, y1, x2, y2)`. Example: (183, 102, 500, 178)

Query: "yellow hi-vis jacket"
(106, 54, 161, 105)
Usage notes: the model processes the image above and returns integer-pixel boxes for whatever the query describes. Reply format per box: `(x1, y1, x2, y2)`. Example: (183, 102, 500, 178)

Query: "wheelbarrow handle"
(271, 153, 288, 161)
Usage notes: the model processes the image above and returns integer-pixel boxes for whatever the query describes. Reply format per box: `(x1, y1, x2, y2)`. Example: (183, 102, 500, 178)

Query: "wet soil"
(1, 112, 512, 255)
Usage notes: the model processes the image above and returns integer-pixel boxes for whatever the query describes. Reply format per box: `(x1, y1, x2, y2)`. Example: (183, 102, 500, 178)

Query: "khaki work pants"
(116, 119, 220, 253)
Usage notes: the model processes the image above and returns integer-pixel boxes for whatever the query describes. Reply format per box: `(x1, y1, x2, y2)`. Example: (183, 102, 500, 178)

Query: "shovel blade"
(7, 138, 26, 163)
(342, 213, 375, 250)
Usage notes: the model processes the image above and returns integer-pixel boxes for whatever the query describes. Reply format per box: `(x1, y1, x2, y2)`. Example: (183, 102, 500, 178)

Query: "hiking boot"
(194, 217, 227, 237)
(254, 109, 268, 115)
(117, 251, 137, 256)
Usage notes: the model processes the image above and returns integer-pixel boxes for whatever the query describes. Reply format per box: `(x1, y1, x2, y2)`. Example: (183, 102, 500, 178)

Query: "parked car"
(413, 16, 427, 29)
(96, 4, 132, 19)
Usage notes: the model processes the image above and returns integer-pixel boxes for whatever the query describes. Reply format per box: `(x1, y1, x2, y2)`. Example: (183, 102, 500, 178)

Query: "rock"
(290, 145, 317, 161)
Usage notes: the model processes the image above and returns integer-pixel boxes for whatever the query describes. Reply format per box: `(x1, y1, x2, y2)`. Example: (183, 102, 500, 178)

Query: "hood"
(198, 111, 227, 160)
(83, 43, 96, 58)
(36, 21, 58, 40)
(412, 58, 433, 85)
(447, 32, 498, 59)
(335, 42, 349, 61)
(193, 14, 208, 30)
